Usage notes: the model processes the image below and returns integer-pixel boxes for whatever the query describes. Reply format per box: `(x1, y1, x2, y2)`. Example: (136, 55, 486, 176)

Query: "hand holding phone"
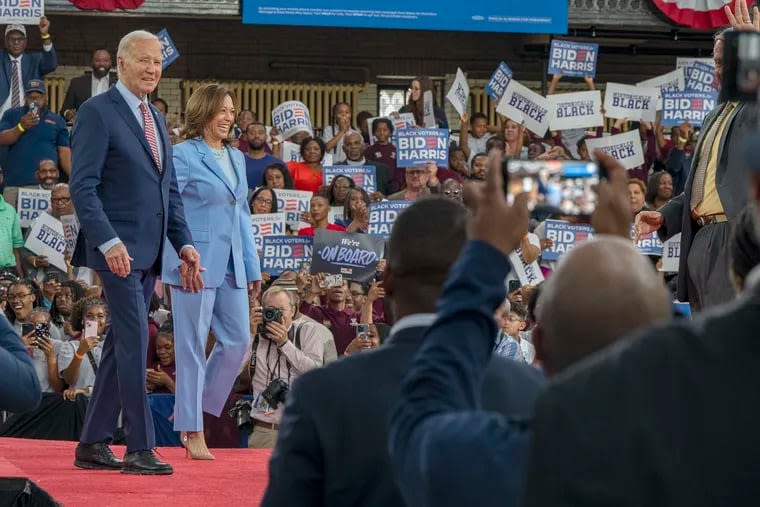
(324, 274, 343, 289)
(84, 320, 98, 339)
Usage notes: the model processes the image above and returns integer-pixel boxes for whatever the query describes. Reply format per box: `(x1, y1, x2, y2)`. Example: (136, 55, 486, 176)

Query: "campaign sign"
(660, 233, 681, 273)
(604, 83, 658, 122)
(328, 206, 344, 225)
(496, 79, 551, 137)
(323, 166, 377, 193)
(311, 229, 385, 282)
(446, 68, 470, 118)
(366, 113, 416, 145)
(631, 225, 664, 256)
(542, 220, 595, 261)
(676, 57, 714, 70)
(508, 233, 545, 286)
(272, 101, 312, 139)
(24, 212, 66, 272)
(585, 130, 644, 170)
(275, 189, 313, 229)
(368, 201, 412, 239)
(661, 91, 717, 127)
(684, 61, 716, 92)
(423, 90, 436, 128)
(59, 214, 79, 258)
(17, 188, 50, 228)
(395, 128, 449, 168)
(548, 90, 603, 131)
(547, 39, 598, 78)
(636, 68, 685, 110)
(251, 212, 286, 250)
(281, 141, 302, 163)
(485, 61, 512, 101)
(0, 0, 44, 24)
(261, 236, 313, 276)
(156, 29, 179, 69)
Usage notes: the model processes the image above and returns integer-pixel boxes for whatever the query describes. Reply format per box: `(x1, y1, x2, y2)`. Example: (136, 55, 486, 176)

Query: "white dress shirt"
(91, 74, 110, 98)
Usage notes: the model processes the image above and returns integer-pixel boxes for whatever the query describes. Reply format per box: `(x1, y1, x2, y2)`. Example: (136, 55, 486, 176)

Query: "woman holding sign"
(161, 83, 261, 460)
(399, 76, 449, 128)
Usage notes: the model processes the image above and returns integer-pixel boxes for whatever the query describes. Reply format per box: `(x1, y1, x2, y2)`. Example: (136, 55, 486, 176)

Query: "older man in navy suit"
(69, 30, 202, 476)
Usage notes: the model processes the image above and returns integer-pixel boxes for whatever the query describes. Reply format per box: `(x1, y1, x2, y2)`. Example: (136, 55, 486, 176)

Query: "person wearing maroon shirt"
(365, 118, 400, 191)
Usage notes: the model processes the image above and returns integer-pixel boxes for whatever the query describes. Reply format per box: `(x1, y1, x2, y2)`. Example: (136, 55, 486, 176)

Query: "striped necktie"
(139, 102, 161, 172)
(10, 60, 20, 108)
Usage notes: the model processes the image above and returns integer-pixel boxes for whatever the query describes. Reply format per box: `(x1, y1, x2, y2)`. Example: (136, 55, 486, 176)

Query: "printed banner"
(260, 236, 313, 276)
(17, 188, 50, 228)
(311, 229, 385, 282)
(323, 166, 377, 193)
(547, 39, 598, 78)
(684, 61, 716, 92)
(251, 212, 287, 250)
(661, 91, 717, 127)
(496, 79, 551, 136)
(275, 189, 312, 229)
(272, 101, 312, 139)
(604, 82, 658, 121)
(423, 90, 436, 128)
(366, 113, 416, 145)
(585, 130, 644, 170)
(508, 233, 545, 286)
(636, 69, 685, 110)
(394, 128, 449, 168)
(542, 220, 595, 261)
(660, 233, 681, 272)
(328, 206, 344, 225)
(631, 224, 664, 256)
(368, 200, 412, 239)
(446, 68, 470, 118)
(485, 61, 512, 101)
(676, 57, 714, 70)
(24, 212, 66, 272)
(0, 0, 44, 24)
(156, 28, 179, 69)
(548, 90, 603, 131)
(59, 214, 79, 258)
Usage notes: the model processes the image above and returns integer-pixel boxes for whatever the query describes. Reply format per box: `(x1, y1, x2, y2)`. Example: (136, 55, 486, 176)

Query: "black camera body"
(257, 306, 283, 335)
(228, 399, 254, 433)
(723, 30, 760, 102)
(261, 378, 289, 409)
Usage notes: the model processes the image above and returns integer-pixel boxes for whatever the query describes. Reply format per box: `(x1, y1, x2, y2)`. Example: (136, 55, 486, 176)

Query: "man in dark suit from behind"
(261, 197, 546, 507)
(521, 133, 760, 506)
(0, 314, 40, 412)
(61, 49, 116, 122)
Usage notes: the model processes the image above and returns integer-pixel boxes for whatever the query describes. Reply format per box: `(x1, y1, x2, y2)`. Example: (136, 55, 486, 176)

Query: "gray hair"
(116, 30, 158, 63)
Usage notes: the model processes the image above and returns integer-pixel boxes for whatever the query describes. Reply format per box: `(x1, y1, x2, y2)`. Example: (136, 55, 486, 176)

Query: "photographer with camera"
(234, 286, 324, 448)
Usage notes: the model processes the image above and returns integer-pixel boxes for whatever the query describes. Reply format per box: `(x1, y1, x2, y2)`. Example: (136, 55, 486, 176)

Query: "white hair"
(116, 30, 158, 62)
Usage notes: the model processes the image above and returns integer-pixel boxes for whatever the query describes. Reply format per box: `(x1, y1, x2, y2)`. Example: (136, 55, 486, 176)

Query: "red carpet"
(0, 437, 272, 505)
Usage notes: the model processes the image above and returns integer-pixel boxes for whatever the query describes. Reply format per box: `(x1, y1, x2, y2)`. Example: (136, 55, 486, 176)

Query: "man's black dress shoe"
(121, 450, 173, 475)
(74, 442, 123, 470)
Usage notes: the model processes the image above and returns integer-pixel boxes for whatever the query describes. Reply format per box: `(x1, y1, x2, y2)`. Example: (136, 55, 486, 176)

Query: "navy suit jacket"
(0, 49, 58, 103)
(70, 86, 192, 271)
(0, 315, 41, 412)
(389, 240, 534, 507)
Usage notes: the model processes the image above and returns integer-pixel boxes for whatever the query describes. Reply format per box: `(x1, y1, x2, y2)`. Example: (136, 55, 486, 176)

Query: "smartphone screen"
(325, 274, 343, 288)
(356, 323, 370, 339)
(506, 160, 599, 216)
(21, 323, 34, 336)
(84, 320, 99, 339)
(508, 280, 522, 294)
(34, 322, 50, 340)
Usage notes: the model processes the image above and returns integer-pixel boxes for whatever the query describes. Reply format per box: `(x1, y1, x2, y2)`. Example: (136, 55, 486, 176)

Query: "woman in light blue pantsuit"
(162, 84, 261, 460)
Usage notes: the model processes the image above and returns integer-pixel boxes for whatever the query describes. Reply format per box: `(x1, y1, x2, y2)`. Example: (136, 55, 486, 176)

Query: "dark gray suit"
(262, 323, 546, 507)
(658, 102, 754, 309)
(61, 72, 117, 116)
(522, 272, 760, 507)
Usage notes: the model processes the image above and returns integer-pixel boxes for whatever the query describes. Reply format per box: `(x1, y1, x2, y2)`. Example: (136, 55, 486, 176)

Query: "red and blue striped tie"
(139, 102, 161, 173)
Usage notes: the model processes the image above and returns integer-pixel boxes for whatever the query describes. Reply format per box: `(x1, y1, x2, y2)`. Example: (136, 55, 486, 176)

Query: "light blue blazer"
(161, 138, 261, 289)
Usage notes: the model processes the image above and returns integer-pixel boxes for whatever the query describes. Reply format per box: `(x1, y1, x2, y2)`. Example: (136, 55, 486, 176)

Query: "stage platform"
(0, 437, 272, 505)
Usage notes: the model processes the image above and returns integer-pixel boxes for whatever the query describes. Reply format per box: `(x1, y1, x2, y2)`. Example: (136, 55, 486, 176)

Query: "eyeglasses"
(51, 197, 71, 203)
(254, 197, 273, 206)
(443, 189, 461, 196)
(7, 292, 32, 302)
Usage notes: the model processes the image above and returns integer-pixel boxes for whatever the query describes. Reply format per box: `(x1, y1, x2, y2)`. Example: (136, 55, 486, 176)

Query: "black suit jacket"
(336, 160, 394, 196)
(658, 102, 753, 303)
(262, 324, 546, 507)
(522, 277, 760, 507)
(61, 72, 118, 115)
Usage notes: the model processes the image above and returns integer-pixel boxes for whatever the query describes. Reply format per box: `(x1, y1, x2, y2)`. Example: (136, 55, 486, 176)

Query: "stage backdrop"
(242, 0, 568, 34)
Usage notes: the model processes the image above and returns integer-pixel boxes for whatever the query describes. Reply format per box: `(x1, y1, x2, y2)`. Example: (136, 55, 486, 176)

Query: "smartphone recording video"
(506, 159, 599, 216)
(324, 274, 343, 289)
(84, 320, 99, 339)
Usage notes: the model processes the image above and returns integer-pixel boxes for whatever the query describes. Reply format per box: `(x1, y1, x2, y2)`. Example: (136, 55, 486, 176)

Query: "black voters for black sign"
(311, 229, 385, 283)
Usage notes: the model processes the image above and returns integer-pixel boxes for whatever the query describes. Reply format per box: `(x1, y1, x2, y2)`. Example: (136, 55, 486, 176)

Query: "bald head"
(535, 236, 671, 376)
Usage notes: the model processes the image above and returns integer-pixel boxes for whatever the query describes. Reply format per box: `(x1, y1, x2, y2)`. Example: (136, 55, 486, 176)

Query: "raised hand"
(725, 0, 760, 31)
